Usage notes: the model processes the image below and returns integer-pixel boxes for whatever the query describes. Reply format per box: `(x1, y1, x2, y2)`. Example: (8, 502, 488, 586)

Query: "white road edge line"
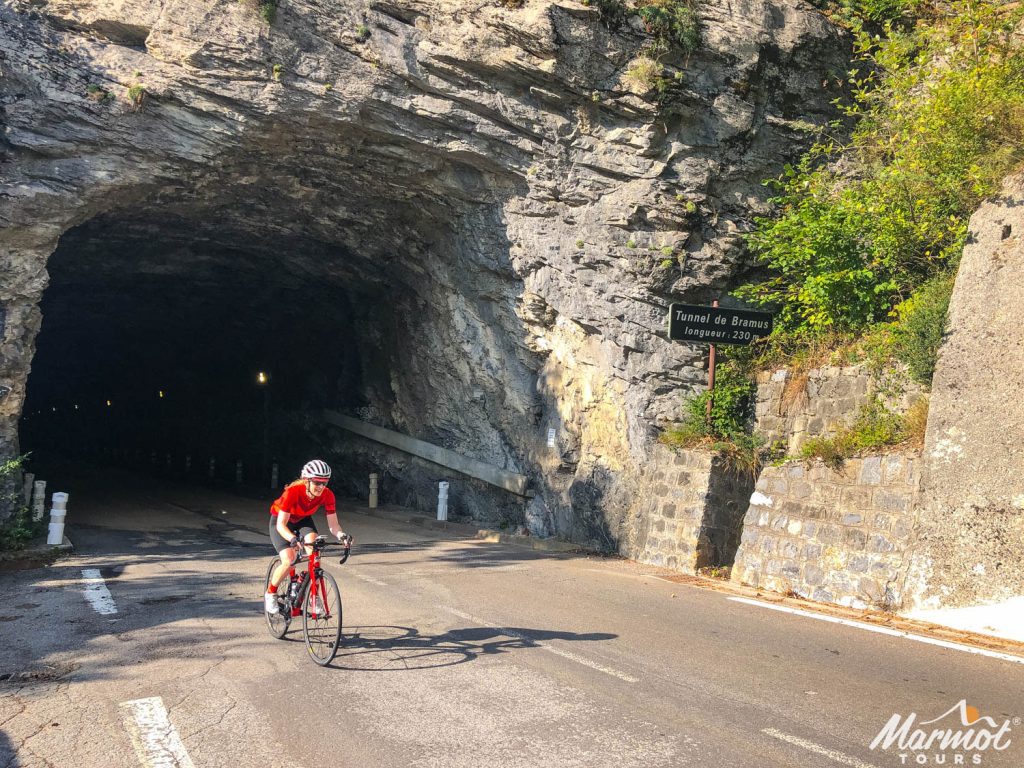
(120, 696, 196, 768)
(729, 597, 1024, 665)
(81, 568, 117, 615)
(763, 728, 880, 768)
(446, 607, 638, 683)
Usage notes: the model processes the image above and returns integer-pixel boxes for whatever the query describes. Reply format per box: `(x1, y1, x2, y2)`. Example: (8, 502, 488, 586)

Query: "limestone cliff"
(0, 1, 849, 538)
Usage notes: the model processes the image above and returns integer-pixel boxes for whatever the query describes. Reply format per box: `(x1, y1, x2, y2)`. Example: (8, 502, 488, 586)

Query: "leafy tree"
(738, 1, 1024, 347)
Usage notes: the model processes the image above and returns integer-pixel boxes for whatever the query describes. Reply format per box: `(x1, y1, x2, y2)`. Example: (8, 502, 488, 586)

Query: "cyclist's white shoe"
(264, 592, 279, 614)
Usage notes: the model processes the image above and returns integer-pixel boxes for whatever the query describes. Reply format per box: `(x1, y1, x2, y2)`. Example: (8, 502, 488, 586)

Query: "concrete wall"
(731, 455, 921, 609)
(627, 446, 753, 573)
(904, 175, 1024, 611)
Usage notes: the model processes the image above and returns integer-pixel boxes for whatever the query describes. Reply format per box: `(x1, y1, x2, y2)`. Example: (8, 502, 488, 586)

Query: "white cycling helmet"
(301, 459, 332, 482)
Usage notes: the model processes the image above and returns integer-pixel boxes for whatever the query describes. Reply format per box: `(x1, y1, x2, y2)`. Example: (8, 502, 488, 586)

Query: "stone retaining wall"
(627, 446, 753, 572)
(730, 454, 921, 609)
(755, 367, 922, 453)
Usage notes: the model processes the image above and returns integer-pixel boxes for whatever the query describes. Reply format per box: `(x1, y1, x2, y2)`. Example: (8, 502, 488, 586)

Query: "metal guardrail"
(322, 410, 531, 497)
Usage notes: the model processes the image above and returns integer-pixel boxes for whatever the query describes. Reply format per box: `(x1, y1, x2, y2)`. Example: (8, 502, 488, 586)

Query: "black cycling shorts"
(269, 516, 318, 553)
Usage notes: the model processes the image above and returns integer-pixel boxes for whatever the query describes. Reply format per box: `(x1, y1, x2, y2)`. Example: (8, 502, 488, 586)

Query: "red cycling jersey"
(270, 481, 337, 522)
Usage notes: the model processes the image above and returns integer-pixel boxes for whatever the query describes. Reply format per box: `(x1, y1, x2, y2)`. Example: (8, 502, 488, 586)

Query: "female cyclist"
(264, 459, 351, 614)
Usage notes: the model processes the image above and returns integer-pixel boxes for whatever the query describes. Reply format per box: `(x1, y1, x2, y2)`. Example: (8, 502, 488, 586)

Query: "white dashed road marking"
(120, 696, 196, 768)
(446, 607, 639, 683)
(81, 568, 117, 615)
(729, 597, 1024, 665)
(352, 572, 389, 587)
(762, 728, 880, 768)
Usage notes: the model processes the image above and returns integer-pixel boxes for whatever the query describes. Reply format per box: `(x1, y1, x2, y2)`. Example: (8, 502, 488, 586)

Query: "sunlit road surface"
(2, 466, 1022, 768)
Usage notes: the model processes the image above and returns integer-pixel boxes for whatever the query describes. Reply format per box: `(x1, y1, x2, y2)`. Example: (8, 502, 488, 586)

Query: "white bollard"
(47, 491, 68, 545)
(185, 454, 192, 473)
(437, 481, 449, 522)
(32, 480, 46, 522)
(235, 459, 243, 484)
(369, 473, 378, 509)
(22, 472, 34, 506)
(270, 463, 279, 490)
(208, 457, 216, 479)
(165, 452, 172, 470)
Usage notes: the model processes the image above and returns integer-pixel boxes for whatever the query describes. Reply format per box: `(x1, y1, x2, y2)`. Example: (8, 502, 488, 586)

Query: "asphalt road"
(2, 466, 1022, 768)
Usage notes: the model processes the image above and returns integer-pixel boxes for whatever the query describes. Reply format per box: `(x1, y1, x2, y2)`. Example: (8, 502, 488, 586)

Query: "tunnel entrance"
(17, 147, 539, 531)
(20, 212, 367, 487)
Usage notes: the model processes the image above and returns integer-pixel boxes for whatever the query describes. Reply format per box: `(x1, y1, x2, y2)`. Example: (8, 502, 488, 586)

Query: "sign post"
(666, 302, 773, 424)
(705, 301, 718, 423)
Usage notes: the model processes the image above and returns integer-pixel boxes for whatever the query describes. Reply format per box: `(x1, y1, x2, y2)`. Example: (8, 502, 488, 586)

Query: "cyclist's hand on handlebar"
(336, 532, 353, 546)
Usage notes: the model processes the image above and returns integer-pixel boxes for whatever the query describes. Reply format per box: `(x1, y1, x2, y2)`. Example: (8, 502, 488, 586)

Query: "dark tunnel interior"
(19, 214, 371, 486)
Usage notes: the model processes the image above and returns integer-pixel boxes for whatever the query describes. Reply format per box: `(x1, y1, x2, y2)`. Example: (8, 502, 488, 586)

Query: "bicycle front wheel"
(303, 570, 342, 666)
(264, 557, 290, 639)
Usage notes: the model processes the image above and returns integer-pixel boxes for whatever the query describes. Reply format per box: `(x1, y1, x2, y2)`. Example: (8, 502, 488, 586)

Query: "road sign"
(667, 303, 772, 345)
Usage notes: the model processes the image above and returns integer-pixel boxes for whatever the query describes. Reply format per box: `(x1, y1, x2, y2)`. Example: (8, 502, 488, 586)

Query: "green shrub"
(356, 24, 371, 42)
(624, 56, 663, 92)
(662, 361, 754, 439)
(259, 2, 277, 24)
(595, 0, 630, 29)
(0, 456, 41, 552)
(798, 397, 926, 468)
(127, 84, 146, 110)
(636, 1, 700, 54)
(86, 83, 110, 102)
(831, 0, 923, 25)
(890, 273, 954, 385)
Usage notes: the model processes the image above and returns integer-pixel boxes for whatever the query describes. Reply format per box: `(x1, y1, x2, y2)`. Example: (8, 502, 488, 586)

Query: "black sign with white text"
(667, 303, 773, 345)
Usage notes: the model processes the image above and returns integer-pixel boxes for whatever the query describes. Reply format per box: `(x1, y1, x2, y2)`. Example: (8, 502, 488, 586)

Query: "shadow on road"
(313, 624, 618, 673)
(0, 729, 20, 767)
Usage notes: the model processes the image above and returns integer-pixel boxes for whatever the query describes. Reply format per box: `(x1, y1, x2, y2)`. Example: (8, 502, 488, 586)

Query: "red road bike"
(264, 534, 352, 665)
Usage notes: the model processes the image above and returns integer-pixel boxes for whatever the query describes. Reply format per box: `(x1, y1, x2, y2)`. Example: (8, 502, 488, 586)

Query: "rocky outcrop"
(904, 175, 1024, 610)
(0, 1, 849, 539)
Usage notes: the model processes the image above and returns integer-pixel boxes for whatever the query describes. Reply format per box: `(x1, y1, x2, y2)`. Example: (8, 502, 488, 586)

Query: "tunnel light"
(52, 407, 56, 412)
(257, 371, 269, 385)
(75, 404, 79, 410)
(106, 400, 112, 407)
(159, 390, 165, 398)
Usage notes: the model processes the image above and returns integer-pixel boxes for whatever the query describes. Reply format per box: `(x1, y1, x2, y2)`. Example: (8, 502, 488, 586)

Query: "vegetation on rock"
(737, 1, 1024, 382)
(0, 456, 42, 552)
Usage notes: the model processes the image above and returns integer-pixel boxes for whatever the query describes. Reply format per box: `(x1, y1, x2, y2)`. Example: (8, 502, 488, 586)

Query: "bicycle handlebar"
(293, 535, 352, 565)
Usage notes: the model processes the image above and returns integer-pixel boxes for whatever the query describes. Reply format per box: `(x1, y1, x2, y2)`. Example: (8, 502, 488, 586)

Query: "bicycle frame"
(285, 537, 348, 618)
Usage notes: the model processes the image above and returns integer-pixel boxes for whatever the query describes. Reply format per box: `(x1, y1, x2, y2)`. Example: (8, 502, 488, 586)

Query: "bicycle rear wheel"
(303, 570, 342, 665)
(264, 557, 290, 639)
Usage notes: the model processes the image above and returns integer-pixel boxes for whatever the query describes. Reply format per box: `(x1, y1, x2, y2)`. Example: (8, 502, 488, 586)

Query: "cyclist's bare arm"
(325, 512, 350, 542)
(274, 511, 309, 555)
(274, 510, 295, 544)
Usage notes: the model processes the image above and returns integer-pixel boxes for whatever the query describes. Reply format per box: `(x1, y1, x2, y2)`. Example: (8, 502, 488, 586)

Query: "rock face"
(0, 1, 849, 541)
(904, 175, 1024, 610)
